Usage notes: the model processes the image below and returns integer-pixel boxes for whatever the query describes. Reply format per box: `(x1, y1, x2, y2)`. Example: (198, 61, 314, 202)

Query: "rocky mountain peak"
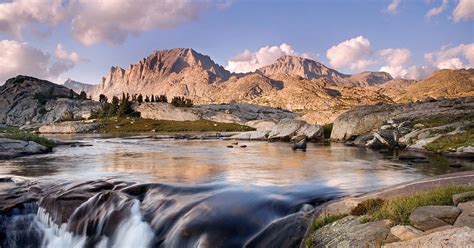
(257, 55, 348, 83)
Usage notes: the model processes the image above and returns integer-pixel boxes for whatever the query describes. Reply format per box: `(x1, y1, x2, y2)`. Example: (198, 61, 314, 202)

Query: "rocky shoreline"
(302, 171, 474, 247)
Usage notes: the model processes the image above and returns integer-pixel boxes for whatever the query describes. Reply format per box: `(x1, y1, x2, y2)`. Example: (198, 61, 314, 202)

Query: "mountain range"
(76, 48, 472, 123)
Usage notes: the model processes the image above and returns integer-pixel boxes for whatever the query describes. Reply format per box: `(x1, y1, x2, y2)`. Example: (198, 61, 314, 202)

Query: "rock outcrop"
(39, 121, 100, 133)
(0, 138, 49, 159)
(230, 118, 323, 142)
(331, 97, 474, 141)
(0, 76, 100, 127)
(384, 226, 474, 248)
(136, 102, 297, 128)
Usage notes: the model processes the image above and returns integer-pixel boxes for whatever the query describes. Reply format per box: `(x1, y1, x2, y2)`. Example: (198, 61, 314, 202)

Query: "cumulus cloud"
(425, 0, 449, 19)
(0, 0, 213, 45)
(0, 0, 65, 38)
(404, 65, 437, 80)
(452, 0, 474, 22)
(378, 48, 411, 78)
(225, 43, 313, 73)
(386, 0, 401, 13)
(326, 36, 375, 70)
(69, 0, 208, 46)
(425, 43, 474, 69)
(0, 40, 82, 83)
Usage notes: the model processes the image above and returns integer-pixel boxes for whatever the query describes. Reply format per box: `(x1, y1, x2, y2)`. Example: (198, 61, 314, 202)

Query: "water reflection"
(1, 134, 472, 195)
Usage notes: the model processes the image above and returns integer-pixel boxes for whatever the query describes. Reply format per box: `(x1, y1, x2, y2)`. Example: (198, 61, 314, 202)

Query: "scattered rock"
(409, 206, 461, 231)
(384, 226, 474, 248)
(231, 142, 238, 145)
(453, 191, 474, 205)
(454, 201, 474, 228)
(240, 145, 247, 148)
(388, 225, 423, 241)
(291, 135, 307, 151)
(0, 138, 49, 159)
(226, 145, 234, 148)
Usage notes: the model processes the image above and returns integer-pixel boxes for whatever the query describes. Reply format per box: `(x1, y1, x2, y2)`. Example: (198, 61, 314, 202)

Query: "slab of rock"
(453, 191, 474, 205)
(409, 206, 461, 231)
(307, 216, 391, 247)
(228, 130, 269, 141)
(384, 226, 474, 248)
(268, 119, 305, 141)
(0, 138, 49, 159)
(454, 201, 474, 228)
(388, 225, 423, 241)
(39, 121, 99, 133)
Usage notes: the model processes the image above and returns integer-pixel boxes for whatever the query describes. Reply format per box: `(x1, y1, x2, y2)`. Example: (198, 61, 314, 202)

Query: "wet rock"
(240, 145, 247, 148)
(454, 201, 474, 228)
(388, 225, 423, 241)
(307, 216, 391, 247)
(227, 145, 234, 148)
(291, 135, 307, 151)
(384, 226, 474, 248)
(409, 206, 461, 231)
(0, 138, 49, 159)
(244, 212, 311, 248)
(398, 155, 426, 161)
(453, 191, 474, 205)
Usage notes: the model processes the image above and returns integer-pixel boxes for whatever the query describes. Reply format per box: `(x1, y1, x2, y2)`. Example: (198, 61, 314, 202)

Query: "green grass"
(362, 185, 474, 225)
(413, 114, 473, 128)
(310, 213, 348, 232)
(425, 128, 474, 152)
(96, 118, 256, 133)
(323, 123, 333, 139)
(3, 131, 56, 150)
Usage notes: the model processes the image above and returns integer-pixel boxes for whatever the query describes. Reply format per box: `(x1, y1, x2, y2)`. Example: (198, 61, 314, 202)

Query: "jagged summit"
(257, 55, 347, 83)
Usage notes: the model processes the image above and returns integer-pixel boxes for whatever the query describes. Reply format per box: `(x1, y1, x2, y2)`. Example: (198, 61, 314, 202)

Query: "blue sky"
(0, 0, 472, 84)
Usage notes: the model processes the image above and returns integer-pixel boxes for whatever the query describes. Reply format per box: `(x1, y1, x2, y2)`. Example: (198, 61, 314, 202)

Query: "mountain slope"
(63, 78, 95, 94)
(395, 69, 474, 101)
(0, 76, 99, 126)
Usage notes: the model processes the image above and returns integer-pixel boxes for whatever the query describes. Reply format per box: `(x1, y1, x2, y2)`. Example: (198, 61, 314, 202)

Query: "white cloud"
(386, 0, 401, 13)
(378, 48, 411, 78)
(225, 43, 312, 73)
(0, 0, 65, 38)
(452, 0, 474, 22)
(425, 43, 474, 69)
(55, 44, 82, 63)
(425, 0, 449, 19)
(69, 0, 208, 46)
(405, 65, 437, 79)
(326, 36, 375, 70)
(0, 40, 81, 83)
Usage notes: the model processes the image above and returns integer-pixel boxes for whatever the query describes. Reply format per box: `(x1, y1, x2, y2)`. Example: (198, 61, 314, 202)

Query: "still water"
(0, 134, 472, 247)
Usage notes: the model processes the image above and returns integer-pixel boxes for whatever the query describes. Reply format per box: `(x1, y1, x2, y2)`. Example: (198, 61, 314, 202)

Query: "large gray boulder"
(0, 138, 49, 159)
(409, 206, 461, 231)
(268, 119, 306, 141)
(39, 121, 100, 133)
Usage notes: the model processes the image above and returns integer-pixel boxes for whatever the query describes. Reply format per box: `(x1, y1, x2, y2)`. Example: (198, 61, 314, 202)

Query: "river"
(0, 133, 472, 247)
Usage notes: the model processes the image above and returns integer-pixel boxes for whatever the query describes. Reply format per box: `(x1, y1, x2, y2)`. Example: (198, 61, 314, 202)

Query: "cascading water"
(0, 179, 332, 248)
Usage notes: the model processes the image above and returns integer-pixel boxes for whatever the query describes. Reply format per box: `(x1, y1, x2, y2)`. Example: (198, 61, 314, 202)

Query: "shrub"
(350, 198, 385, 216)
(5, 131, 55, 150)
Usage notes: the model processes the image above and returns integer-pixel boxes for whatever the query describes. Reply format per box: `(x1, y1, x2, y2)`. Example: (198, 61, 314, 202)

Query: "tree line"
(91, 93, 194, 119)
